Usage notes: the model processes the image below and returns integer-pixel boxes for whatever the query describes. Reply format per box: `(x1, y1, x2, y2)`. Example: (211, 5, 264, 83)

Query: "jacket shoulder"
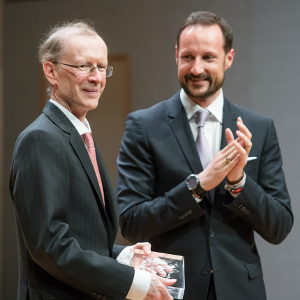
(129, 92, 181, 121)
(230, 101, 270, 120)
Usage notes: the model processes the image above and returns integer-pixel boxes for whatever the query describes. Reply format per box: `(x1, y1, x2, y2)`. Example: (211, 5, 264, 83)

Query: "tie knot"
(196, 109, 210, 127)
(81, 132, 94, 149)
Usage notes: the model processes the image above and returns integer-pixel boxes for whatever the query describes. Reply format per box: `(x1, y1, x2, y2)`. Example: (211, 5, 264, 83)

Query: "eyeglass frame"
(52, 61, 113, 77)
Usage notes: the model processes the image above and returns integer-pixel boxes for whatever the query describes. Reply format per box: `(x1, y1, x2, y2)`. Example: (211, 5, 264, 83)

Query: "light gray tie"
(196, 109, 212, 169)
(195, 109, 215, 202)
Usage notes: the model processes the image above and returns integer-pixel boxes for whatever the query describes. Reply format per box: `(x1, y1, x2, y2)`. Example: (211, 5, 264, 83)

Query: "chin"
(84, 99, 99, 111)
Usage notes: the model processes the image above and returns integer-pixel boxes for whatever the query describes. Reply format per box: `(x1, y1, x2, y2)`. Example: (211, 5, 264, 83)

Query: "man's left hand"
(131, 243, 173, 277)
(225, 117, 252, 182)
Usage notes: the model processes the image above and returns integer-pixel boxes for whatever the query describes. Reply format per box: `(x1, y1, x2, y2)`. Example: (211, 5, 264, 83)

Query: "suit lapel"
(94, 142, 119, 248)
(168, 92, 203, 175)
(43, 101, 109, 221)
(220, 98, 239, 150)
(215, 98, 239, 196)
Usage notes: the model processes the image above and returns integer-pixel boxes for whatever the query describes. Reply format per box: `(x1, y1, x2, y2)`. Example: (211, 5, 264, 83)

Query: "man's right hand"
(198, 140, 240, 191)
(143, 273, 176, 300)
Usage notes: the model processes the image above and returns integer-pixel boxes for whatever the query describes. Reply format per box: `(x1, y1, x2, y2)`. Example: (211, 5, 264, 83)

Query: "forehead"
(179, 24, 224, 53)
(62, 34, 108, 63)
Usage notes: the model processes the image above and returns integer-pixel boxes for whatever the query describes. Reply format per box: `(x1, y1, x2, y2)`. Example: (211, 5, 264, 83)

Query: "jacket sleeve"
(224, 118, 293, 244)
(10, 129, 134, 300)
(117, 113, 205, 244)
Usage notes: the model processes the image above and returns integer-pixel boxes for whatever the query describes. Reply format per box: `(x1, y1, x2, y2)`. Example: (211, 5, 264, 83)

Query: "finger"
(223, 144, 239, 160)
(157, 269, 167, 277)
(220, 141, 236, 154)
(224, 152, 240, 168)
(226, 154, 241, 170)
(233, 140, 247, 156)
(133, 242, 151, 255)
(236, 131, 252, 150)
(226, 149, 238, 162)
(237, 121, 252, 141)
(157, 276, 177, 286)
(225, 128, 234, 144)
(142, 243, 151, 255)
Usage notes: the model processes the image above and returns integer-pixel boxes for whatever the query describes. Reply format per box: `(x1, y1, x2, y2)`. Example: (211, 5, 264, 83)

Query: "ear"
(175, 45, 179, 65)
(43, 61, 57, 86)
(224, 48, 234, 70)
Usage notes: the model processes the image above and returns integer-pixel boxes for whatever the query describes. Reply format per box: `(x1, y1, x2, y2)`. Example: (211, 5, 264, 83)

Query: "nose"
(88, 67, 105, 84)
(190, 57, 204, 75)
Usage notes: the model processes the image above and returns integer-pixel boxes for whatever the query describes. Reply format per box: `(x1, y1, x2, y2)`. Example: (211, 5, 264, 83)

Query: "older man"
(9, 21, 174, 300)
(117, 11, 293, 300)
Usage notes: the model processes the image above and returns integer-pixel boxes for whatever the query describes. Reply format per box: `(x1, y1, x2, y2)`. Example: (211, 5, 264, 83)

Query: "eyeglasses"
(52, 61, 113, 77)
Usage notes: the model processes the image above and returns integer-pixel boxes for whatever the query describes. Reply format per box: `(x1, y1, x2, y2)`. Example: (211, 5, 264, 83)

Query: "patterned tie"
(81, 132, 105, 205)
(195, 110, 215, 202)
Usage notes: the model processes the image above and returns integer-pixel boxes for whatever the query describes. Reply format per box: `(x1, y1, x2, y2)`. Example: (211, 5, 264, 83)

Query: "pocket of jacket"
(244, 157, 259, 171)
(244, 261, 263, 279)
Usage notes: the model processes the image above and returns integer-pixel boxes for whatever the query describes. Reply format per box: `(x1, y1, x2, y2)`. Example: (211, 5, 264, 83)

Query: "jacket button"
(202, 268, 210, 275)
(188, 209, 193, 214)
(210, 230, 215, 238)
(178, 216, 183, 220)
(97, 295, 102, 299)
(242, 207, 250, 215)
(185, 212, 189, 217)
(91, 293, 97, 298)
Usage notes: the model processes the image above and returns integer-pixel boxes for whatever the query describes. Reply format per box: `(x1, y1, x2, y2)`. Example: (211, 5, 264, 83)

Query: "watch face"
(188, 177, 197, 189)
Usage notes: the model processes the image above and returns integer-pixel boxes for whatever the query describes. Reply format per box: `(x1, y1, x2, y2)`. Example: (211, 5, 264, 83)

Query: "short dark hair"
(177, 11, 233, 54)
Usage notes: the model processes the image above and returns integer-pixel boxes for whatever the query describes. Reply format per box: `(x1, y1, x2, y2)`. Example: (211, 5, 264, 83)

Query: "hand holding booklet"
(131, 248, 185, 299)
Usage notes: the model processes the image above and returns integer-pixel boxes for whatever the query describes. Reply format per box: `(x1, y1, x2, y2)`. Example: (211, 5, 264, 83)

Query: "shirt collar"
(50, 99, 91, 135)
(180, 88, 224, 124)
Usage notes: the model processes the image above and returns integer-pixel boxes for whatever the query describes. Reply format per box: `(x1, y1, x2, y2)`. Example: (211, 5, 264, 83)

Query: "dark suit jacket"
(117, 91, 293, 300)
(10, 101, 134, 300)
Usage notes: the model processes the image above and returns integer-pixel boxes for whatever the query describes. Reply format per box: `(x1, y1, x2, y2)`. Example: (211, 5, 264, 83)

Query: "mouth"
(82, 88, 100, 95)
(186, 74, 211, 85)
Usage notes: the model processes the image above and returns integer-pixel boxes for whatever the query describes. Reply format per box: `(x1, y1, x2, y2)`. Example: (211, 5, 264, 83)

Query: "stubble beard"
(180, 72, 225, 100)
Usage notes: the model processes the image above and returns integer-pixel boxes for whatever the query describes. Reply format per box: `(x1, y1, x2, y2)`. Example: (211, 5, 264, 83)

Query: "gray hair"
(39, 20, 101, 96)
(39, 20, 100, 65)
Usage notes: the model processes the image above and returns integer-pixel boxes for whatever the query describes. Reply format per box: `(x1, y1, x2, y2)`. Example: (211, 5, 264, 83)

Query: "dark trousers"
(207, 274, 217, 300)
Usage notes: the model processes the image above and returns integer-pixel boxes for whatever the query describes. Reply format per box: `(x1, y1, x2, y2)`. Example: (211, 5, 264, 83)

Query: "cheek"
(178, 65, 187, 77)
(179, 61, 193, 74)
(76, 74, 89, 86)
(100, 78, 106, 90)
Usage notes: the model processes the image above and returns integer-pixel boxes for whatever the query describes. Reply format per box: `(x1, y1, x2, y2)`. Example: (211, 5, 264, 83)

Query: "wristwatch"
(186, 174, 207, 199)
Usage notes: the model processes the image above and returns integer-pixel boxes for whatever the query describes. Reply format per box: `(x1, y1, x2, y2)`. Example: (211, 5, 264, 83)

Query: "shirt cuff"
(126, 269, 151, 300)
(116, 246, 134, 266)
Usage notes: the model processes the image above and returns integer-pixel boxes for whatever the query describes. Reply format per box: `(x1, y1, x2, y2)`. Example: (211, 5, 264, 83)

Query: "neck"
(51, 92, 86, 123)
(191, 89, 221, 108)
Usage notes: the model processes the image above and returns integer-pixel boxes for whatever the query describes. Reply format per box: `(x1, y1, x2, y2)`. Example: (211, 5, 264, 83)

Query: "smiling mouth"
(82, 88, 100, 93)
(186, 74, 211, 85)
(188, 78, 209, 85)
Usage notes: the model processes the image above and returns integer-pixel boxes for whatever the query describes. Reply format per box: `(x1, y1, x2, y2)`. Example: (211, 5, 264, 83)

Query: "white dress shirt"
(50, 100, 151, 300)
(180, 89, 223, 158)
